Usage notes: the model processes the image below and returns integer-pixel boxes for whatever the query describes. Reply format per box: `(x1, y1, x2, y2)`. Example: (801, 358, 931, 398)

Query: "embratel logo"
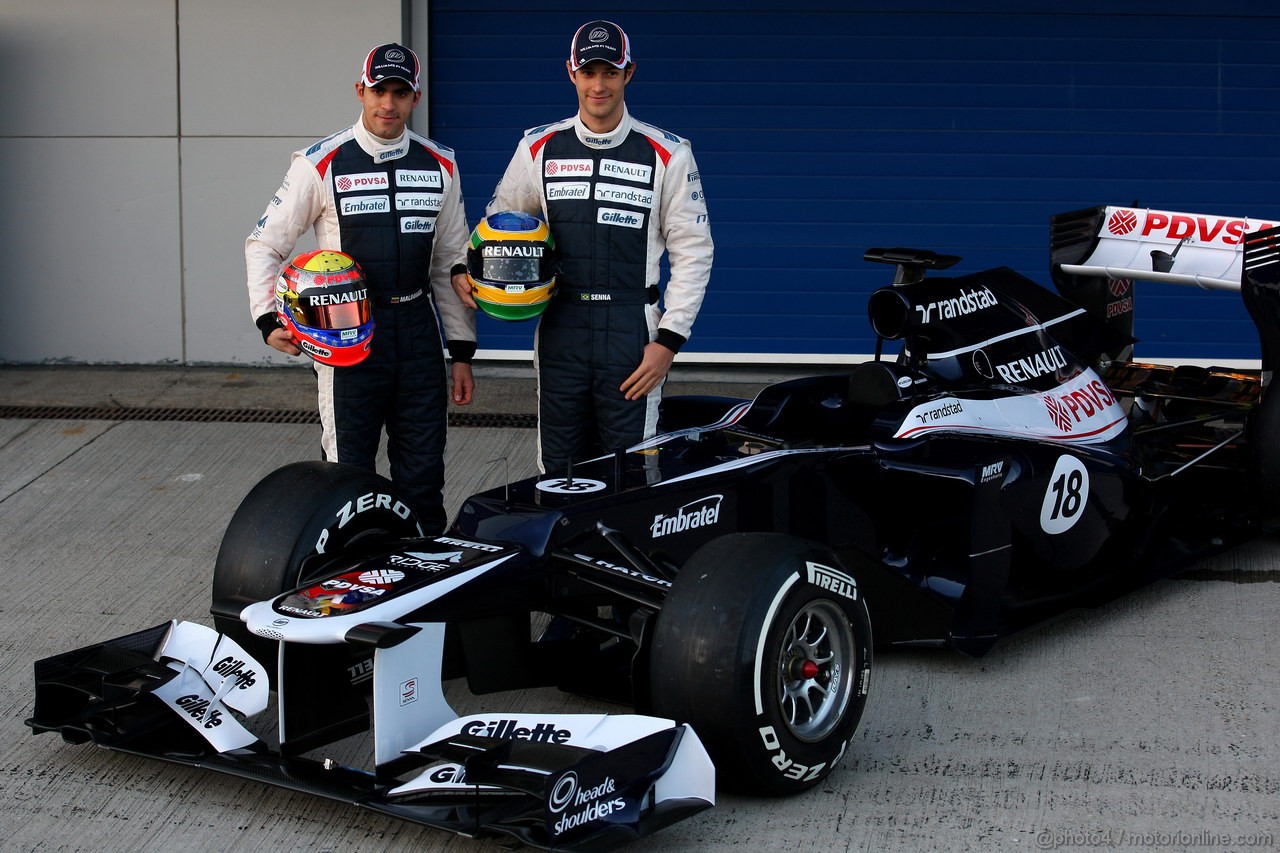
(1108, 209, 1139, 235)
(547, 182, 590, 201)
(341, 195, 389, 216)
(651, 494, 723, 538)
(545, 159, 593, 177)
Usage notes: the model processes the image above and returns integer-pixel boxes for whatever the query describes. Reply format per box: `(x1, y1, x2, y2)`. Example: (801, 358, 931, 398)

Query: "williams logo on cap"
(362, 43, 421, 92)
(570, 20, 631, 70)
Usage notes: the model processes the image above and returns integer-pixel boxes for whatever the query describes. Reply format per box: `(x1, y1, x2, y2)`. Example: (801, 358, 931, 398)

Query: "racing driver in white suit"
(245, 43, 476, 533)
(482, 20, 713, 472)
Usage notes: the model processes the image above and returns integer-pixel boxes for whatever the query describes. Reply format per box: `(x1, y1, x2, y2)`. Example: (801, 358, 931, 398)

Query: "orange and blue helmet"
(275, 250, 374, 367)
(466, 211, 557, 322)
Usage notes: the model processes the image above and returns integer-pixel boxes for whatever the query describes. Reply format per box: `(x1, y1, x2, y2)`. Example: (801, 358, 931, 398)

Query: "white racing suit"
(487, 106, 713, 472)
(245, 117, 475, 532)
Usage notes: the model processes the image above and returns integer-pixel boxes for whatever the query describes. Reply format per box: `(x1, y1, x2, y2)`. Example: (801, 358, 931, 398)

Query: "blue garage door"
(427, 2, 1280, 364)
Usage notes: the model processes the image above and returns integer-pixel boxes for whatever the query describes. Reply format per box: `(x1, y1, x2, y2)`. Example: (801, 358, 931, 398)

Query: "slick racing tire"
(649, 533, 872, 796)
(211, 461, 425, 674)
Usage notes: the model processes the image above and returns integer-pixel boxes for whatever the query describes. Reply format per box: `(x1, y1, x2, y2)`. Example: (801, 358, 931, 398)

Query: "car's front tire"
(210, 461, 424, 673)
(649, 533, 873, 795)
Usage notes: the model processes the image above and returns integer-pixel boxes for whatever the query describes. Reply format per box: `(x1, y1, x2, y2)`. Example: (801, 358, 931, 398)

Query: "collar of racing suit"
(352, 115, 411, 163)
(573, 105, 632, 150)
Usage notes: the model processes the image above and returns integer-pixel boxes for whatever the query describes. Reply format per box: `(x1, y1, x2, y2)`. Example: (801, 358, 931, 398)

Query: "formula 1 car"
(27, 205, 1280, 851)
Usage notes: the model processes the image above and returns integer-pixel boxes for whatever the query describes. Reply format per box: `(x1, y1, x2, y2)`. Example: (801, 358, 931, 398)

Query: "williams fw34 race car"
(27, 205, 1280, 850)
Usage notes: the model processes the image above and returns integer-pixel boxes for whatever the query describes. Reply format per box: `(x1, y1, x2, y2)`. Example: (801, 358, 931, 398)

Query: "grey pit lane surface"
(1, 381, 1278, 851)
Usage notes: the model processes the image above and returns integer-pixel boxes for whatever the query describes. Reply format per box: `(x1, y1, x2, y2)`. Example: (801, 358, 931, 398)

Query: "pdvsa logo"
(1108, 209, 1139, 235)
(335, 173, 388, 193)
(1043, 379, 1117, 432)
(545, 159, 593, 177)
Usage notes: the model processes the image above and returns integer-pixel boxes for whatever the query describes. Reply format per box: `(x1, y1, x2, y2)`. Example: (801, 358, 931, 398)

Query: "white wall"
(0, 0, 413, 364)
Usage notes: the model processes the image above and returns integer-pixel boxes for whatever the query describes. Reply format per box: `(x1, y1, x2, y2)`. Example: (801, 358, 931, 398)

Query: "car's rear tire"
(649, 533, 873, 795)
(211, 461, 425, 673)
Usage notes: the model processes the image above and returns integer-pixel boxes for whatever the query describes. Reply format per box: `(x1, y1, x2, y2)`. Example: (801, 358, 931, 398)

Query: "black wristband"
(655, 328, 687, 354)
(255, 313, 281, 345)
(450, 263, 468, 278)
(447, 339, 477, 364)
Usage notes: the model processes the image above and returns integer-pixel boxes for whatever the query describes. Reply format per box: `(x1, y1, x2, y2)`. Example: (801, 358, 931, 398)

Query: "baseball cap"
(569, 20, 632, 71)
(361, 43, 420, 92)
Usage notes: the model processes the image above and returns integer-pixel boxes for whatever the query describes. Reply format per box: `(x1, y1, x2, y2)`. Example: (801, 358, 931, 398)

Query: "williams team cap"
(569, 20, 632, 70)
(361, 43, 420, 91)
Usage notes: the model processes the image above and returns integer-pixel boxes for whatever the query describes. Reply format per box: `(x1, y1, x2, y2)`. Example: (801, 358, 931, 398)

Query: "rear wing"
(1051, 205, 1280, 292)
(1050, 205, 1280, 366)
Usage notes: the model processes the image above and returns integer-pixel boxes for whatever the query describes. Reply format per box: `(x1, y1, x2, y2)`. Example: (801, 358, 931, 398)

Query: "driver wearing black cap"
(245, 42, 477, 533)
(480, 20, 714, 472)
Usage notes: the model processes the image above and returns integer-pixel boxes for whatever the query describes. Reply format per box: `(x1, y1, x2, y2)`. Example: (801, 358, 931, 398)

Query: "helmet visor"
(293, 285, 371, 330)
(479, 256, 543, 284)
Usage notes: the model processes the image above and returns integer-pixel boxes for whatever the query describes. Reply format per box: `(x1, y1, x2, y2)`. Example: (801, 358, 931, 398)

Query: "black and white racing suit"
(487, 106, 713, 472)
(245, 117, 475, 533)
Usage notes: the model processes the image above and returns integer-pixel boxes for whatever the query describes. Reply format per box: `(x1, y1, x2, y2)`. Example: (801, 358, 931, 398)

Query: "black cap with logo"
(569, 20, 632, 70)
(361, 43, 420, 92)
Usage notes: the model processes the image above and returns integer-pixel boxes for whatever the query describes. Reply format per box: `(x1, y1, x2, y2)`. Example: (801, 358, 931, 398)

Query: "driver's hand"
(266, 327, 301, 356)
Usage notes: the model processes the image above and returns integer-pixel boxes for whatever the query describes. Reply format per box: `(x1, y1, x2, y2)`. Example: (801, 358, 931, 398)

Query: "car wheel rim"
(776, 600, 856, 742)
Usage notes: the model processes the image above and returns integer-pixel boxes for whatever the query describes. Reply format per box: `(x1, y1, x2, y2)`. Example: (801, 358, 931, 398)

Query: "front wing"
(26, 621, 714, 852)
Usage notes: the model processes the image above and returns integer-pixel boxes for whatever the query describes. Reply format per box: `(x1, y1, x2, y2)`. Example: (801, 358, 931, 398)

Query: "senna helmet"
(466, 211, 557, 322)
(275, 250, 374, 367)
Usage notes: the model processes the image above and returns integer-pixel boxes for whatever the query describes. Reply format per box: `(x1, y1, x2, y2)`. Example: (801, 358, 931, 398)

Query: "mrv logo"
(651, 494, 723, 538)
(914, 286, 998, 324)
(550, 771, 628, 837)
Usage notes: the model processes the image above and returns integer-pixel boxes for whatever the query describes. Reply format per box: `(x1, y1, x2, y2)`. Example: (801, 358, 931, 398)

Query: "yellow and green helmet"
(466, 211, 558, 322)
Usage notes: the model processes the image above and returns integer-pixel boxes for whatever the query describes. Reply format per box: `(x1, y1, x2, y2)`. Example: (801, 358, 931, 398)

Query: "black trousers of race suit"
(315, 295, 449, 534)
(535, 289, 658, 473)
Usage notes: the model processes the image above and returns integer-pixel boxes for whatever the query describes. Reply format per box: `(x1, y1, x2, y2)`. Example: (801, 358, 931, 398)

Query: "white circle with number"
(535, 477, 606, 494)
(1040, 454, 1089, 534)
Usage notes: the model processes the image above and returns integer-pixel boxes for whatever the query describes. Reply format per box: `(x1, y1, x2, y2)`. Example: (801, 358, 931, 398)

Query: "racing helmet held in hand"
(466, 211, 558, 322)
(275, 250, 374, 367)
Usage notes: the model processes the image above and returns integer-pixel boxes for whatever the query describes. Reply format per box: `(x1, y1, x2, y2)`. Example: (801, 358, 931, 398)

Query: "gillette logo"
(597, 208, 643, 229)
(460, 718, 572, 743)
